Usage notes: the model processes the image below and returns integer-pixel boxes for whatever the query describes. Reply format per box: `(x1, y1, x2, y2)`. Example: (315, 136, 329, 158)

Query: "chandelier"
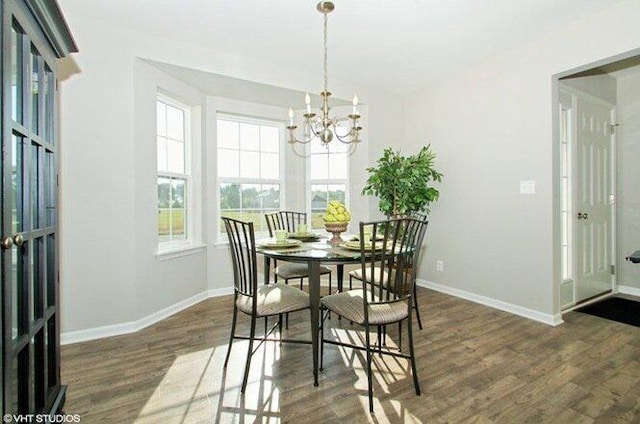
(287, 1, 362, 147)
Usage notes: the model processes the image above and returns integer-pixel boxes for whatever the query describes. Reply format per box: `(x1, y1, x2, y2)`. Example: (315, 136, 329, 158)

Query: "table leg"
(337, 264, 344, 292)
(308, 261, 320, 386)
(264, 257, 271, 285)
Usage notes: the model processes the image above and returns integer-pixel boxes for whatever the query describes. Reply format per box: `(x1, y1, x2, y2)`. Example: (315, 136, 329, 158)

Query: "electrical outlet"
(436, 260, 443, 272)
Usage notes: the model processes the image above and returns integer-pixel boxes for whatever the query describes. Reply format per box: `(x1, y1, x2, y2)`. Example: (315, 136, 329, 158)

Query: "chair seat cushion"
(349, 267, 390, 284)
(275, 262, 332, 279)
(237, 283, 309, 317)
(320, 289, 408, 325)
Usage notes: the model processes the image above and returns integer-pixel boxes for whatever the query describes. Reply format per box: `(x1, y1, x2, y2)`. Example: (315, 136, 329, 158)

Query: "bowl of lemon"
(323, 200, 351, 245)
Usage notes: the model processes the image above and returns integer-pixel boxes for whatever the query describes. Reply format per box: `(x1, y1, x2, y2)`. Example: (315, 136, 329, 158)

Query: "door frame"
(558, 86, 616, 310)
(552, 47, 640, 318)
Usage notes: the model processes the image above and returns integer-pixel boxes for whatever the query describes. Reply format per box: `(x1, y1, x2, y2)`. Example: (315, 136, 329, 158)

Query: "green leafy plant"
(362, 145, 443, 217)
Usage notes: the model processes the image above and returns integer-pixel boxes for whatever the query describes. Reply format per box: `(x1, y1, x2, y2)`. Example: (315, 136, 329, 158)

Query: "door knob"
(577, 212, 589, 220)
(13, 234, 24, 247)
(1, 236, 14, 250)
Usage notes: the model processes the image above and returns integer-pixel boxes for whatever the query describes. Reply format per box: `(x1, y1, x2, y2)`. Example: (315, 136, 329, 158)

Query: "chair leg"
(274, 259, 279, 283)
(377, 325, 382, 357)
(264, 317, 268, 335)
(300, 277, 303, 290)
(320, 307, 325, 372)
(224, 305, 238, 367)
(329, 272, 332, 294)
(365, 324, 374, 413)
(286, 313, 289, 329)
(413, 286, 423, 330)
(349, 275, 353, 290)
(398, 320, 403, 351)
(407, 313, 421, 396)
(278, 313, 283, 344)
(241, 314, 257, 393)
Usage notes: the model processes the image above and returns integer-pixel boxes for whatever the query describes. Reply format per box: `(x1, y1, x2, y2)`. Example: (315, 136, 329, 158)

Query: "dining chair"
(347, 217, 429, 330)
(264, 211, 333, 292)
(319, 218, 428, 413)
(222, 217, 311, 393)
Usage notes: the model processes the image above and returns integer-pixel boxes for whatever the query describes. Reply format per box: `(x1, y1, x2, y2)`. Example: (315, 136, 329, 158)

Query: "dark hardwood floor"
(61, 288, 640, 423)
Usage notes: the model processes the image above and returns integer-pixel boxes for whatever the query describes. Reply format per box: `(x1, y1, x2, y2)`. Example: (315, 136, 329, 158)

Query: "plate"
(340, 241, 384, 251)
(287, 232, 321, 241)
(257, 239, 303, 248)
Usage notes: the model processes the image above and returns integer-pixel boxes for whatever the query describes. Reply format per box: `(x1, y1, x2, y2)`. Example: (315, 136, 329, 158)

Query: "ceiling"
(59, 0, 623, 95)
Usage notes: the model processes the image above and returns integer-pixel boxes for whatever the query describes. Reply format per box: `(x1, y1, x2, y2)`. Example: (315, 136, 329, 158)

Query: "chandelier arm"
(288, 130, 315, 145)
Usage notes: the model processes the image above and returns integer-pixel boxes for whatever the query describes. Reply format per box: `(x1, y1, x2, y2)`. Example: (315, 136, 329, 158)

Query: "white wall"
(58, 12, 403, 337)
(403, 0, 640, 321)
(617, 70, 640, 290)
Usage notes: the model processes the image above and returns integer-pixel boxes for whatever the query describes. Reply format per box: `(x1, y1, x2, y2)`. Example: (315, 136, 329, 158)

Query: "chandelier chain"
(323, 10, 328, 93)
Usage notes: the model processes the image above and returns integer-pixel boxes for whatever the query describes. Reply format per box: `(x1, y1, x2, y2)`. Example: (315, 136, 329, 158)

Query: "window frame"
(156, 93, 194, 251)
(216, 113, 286, 242)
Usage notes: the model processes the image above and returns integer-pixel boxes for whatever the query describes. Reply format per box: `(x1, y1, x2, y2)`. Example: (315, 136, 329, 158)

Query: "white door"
(574, 94, 615, 302)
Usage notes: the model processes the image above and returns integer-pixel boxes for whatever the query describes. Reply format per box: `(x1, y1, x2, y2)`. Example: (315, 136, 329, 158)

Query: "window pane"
(157, 102, 167, 136)
(218, 149, 239, 178)
(171, 178, 186, 209)
(240, 151, 260, 178)
(241, 184, 260, 209)
(167, 140, 185, 174)
(166, 105, 184, 141)
(311, 184, 328, 212)
(310, 153, 329, 180)
(329, 153, 348, 179)
(157, 137, 167, 172)
(260, 153, 279, 179)
(158, 178, 170, 208)
(328, 185, 346, 204)
(220, 183, 241, 210)
(218, 120, 239, 149)
(260, 126, 279, 152)
(240, 123, 259, 151)
(328, 139, 348, 153)
(261, 184, 280, 210)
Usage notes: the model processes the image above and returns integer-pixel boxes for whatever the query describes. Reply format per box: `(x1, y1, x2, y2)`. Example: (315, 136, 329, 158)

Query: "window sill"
(156, 243, 206, 261)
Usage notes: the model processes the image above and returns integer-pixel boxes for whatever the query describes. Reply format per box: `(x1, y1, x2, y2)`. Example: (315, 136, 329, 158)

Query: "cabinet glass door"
(3, 2, 60, 414)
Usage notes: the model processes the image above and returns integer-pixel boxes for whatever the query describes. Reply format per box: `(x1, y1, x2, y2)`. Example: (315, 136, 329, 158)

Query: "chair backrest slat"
(359, 218, 429, 316)
(265, 211, 307, 236)
(223, 217, 258, 299)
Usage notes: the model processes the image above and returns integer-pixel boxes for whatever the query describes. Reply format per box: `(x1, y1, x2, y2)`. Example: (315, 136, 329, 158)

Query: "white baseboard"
(61, 287, 234, 345)
(617, 285, 640, 297)
(416, 279, 563, 326)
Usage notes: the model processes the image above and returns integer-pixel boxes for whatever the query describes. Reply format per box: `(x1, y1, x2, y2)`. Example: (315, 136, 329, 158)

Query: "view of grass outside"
(158, 177, 187, 242)
(219, 183, 280, 236)
(158, 209, 185, 242)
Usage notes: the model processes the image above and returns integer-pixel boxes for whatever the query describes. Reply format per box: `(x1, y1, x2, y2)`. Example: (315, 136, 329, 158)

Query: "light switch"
(520, 180, 536, 194)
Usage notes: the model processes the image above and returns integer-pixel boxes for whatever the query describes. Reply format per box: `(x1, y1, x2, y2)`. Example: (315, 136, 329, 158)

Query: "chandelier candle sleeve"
(286, 1, 363, 147)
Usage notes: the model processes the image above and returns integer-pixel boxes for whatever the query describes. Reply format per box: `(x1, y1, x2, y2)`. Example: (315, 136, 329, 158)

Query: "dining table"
(256, 235, 364, 386)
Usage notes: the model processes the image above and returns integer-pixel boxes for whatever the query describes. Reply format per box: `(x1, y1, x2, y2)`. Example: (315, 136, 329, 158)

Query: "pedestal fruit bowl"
(323, 200, 351, 245)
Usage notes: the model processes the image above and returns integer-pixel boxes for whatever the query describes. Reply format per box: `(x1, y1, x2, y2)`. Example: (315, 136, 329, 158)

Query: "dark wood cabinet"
(1, 0, 76, 416)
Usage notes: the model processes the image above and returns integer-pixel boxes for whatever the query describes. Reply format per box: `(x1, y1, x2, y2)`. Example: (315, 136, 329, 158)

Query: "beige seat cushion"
(275, 262, 332, 279)
(349, 267, 391, 284)
(236, 283, 309, 317)
(320, 289, 408, 325)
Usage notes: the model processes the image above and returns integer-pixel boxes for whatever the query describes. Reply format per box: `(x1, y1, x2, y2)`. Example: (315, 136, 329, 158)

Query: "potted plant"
(362, 145, 443, 217)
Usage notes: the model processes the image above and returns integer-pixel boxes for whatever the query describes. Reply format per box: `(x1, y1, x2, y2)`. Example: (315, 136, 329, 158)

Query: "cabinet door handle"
(13, 234, 24, 247)
(577, 212, 589, 220)
(1, 236, 14, 250)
